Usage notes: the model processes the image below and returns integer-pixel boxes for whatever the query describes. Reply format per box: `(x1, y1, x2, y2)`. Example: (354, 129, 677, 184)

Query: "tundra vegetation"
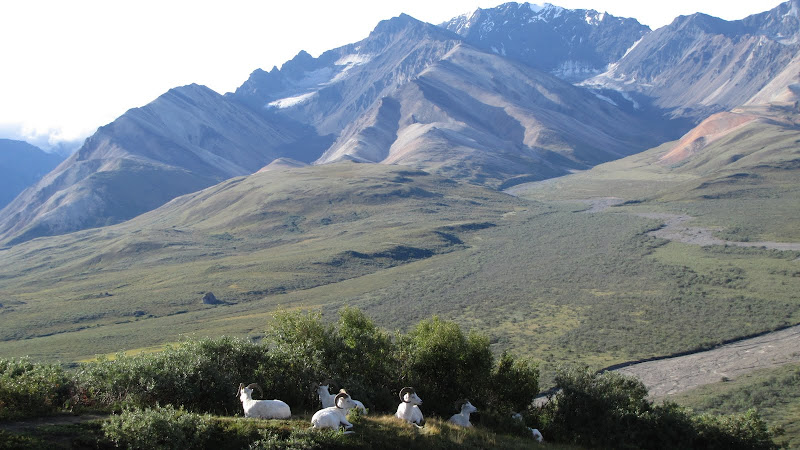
(0, 309, 780, 449)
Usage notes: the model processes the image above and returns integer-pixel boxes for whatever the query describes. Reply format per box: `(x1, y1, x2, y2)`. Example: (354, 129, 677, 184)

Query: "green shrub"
(249, 428, 348, 450)
(692, 409, 777, 450)
(74, 336, 268, 414)
(0, 357, 71, 419)
(259, 308, 399, 413)
(102, 404, 213, 449)
(395, 316, 494, 417)
(540, 366, 779, 449)
(258, 310, 340, 412)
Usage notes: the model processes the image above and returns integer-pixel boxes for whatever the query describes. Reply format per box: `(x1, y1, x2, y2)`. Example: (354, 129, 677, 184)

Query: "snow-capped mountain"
(441, 2, 650, 81)
(2, 2, 796, 245)
(584, 0, 800, 121)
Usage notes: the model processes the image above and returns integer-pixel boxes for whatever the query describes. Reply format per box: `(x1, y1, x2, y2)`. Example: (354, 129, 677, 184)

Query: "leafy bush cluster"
(53, 308, 536, 421)
(73, 336, 268, 415)
(0, 357, 71, 419)
(103, 404, 214, 449)
(539, 366, 778, 450)
(0, 308, 783, 449)
(256, 308, 539, 418)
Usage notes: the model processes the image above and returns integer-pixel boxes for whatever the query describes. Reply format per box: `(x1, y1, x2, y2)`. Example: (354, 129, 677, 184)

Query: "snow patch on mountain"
(552, 60, 600, 80)
(268, 91, 317, 108)
(529, 3, 545, 13)
(335, 54, 373, 66)
(585, 11, 606, 25)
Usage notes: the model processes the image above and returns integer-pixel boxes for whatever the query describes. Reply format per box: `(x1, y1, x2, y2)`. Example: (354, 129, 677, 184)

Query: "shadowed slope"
(0, 84, 310, 245)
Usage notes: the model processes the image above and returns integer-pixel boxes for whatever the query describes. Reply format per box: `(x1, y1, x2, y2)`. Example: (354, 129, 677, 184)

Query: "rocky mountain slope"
(0, 139, 63, 209)
(2, 2, 797, 245)
(0, 84, 315, 244)
(316, 42, 667, 186)
(442, 2, 649, 81)
(584, 0, 800, 121)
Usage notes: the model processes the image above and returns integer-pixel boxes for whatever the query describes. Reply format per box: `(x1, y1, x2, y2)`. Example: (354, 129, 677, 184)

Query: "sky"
(0, 0, 786, 150)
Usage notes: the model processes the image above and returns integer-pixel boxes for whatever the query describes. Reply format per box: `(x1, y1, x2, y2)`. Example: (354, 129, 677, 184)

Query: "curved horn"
(454, 398, 469, 409)
(334, 390, 349, 409)
(246, 383, 264, 399)
(399, 387, 415, 403)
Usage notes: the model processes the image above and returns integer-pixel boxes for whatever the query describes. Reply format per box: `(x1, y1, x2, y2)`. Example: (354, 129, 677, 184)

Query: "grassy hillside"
(512, 115, 800, 242)
(1, 157, 798, 390)
(0, 414, 580, 450)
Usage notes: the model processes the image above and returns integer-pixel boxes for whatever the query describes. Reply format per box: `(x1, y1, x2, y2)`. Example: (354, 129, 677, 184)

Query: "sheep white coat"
(395, 388, 424, 426)
(311, 391, 357, 431)
(238, 384, 291, 419)
(448, 401, 477, 427)
(317, 384, 367, 413)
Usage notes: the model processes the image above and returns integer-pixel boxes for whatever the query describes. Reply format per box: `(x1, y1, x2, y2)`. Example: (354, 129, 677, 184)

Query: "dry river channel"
(526, 196, 800, 401)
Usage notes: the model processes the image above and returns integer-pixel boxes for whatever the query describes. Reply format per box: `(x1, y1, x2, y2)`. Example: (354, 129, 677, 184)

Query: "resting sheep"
(448, 399, 477, 427)
(311, 389, 357, 433)
(317, 383, 367, 413)
(511, 412, 544, 442)
(236, 383, 291, 419)
(395, 386, 424, 426)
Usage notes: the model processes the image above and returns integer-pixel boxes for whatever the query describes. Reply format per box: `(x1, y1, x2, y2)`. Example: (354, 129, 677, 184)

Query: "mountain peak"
(370, 13, 423, 35)
(441, 1, 648, 81)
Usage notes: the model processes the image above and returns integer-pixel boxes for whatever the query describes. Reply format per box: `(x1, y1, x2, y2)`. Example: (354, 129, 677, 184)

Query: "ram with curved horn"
(236, 382, 291, 419)
(311, 389, 357, 433)
(315, 381, 367, 413)
(395, 386, 424, 426)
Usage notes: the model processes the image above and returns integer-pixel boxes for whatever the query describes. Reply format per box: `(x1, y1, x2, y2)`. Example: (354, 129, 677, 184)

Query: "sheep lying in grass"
(511, 412, 543, 442)
(317, 383, 367, 413)
(311, 389, 357, 433)
(236, 383, 291, 419)
(448, 399, 477, 427)
(395, 386, 424, 426)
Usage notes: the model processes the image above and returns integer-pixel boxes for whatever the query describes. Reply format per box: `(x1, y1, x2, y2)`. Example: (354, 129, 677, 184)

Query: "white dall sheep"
(317, 384, 367, 413)
(236, 383, 291, 419)
(311, 389, 357, 433)
(448, 399, 477, 427)
(395, 386, 424, 426)
(511, 412, 543, 442)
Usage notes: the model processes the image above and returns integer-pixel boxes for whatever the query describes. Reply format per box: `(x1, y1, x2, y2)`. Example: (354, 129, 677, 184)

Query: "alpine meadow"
(0, 2, 798, 448)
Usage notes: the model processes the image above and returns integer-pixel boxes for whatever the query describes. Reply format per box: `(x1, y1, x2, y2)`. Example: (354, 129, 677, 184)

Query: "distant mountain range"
(584, 0, 800, 120)
(442, 2, 650, 81)
(0, 1, 797, 245)
(0, 139, 63, 210)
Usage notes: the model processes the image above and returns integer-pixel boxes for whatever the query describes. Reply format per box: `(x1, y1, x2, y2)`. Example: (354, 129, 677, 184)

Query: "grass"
(671, 362, 800, 449)
(0, 414, 581, 450)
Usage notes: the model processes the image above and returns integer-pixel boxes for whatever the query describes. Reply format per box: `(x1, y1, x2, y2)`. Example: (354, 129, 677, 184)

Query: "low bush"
(0, 357, 71, 420)
(74, 336, 268, 414)
(102, 404, 214, 449)
(539, 366, 778, 449)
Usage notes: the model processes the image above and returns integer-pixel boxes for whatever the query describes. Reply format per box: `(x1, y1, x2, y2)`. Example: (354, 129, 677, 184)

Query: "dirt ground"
(635, 212, 800, 251)
(615, 324, 800, 399)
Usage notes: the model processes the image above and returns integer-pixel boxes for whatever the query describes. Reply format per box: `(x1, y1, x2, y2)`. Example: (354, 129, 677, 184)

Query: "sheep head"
(334, 389, 356, 409)
(238, 382, 264, 399)
(316, 381, 333, 395)
(456, 399, 477, 414)
(399, 387, 422, 405)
